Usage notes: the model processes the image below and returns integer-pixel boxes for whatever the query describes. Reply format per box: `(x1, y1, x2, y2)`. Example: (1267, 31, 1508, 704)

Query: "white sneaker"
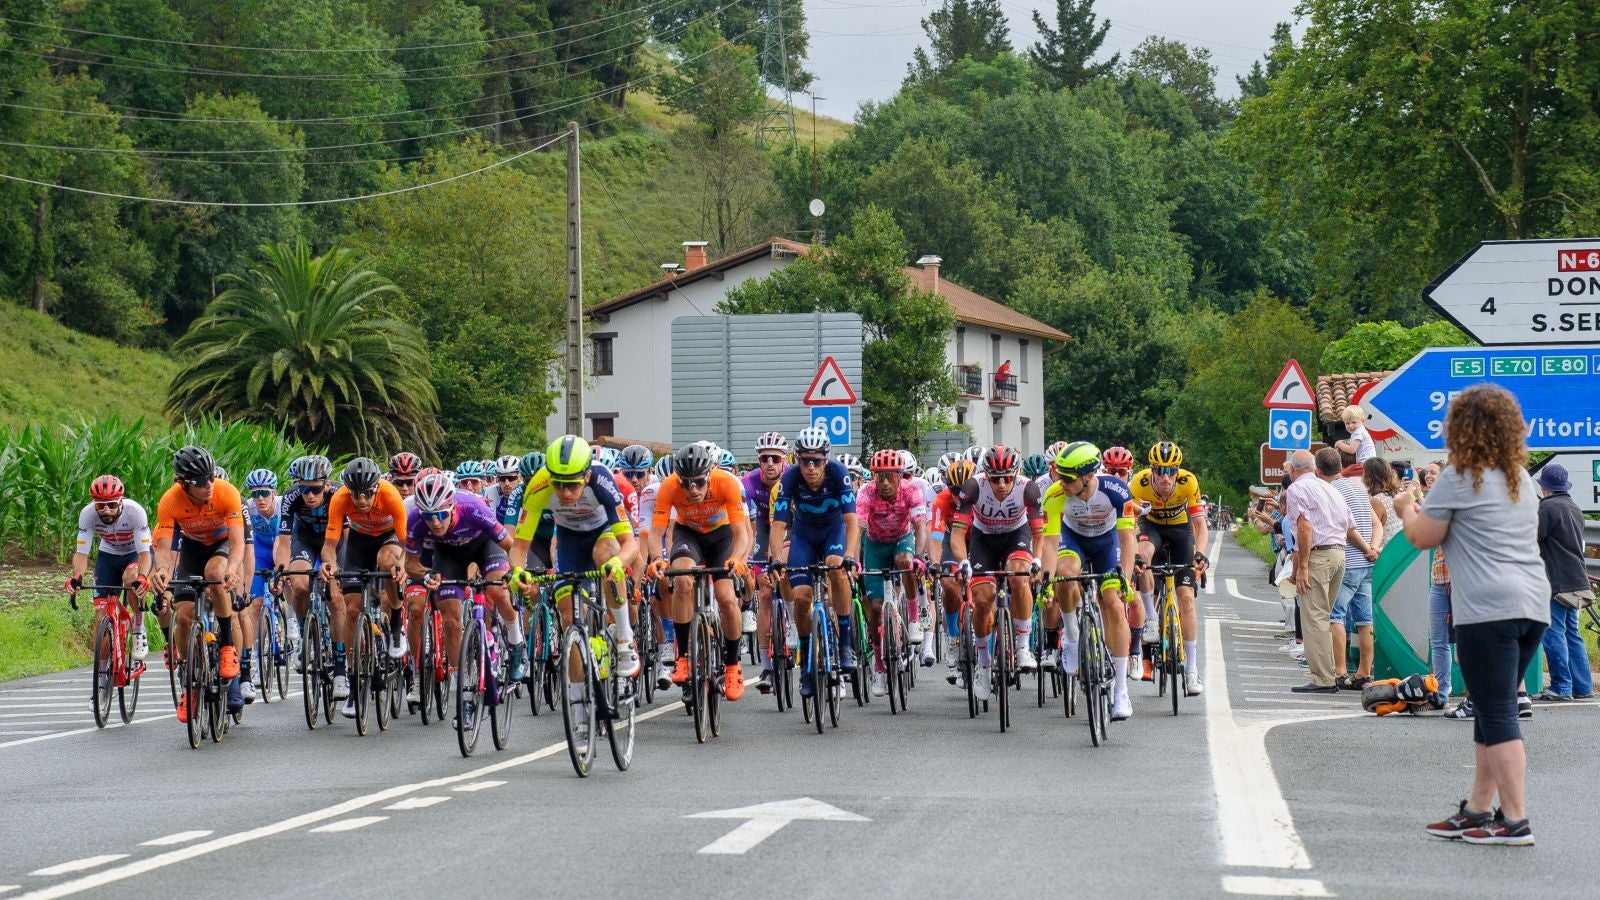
(870, 670, 888, 697)
(784, 620, 798, 649)
(1279, 642, 1302, 653)
(919, 636, 936, 667)
(656, 660, 675, 691)
(291, 645, 304, 674)
(1042, 649, 1061, 670)
(948, 667, 961, 686)
(286, 616, 301, 643)
(741, 609, 757, 633)
(1141, 623, 1157, 643)
(616, 640, 641, 678)
(341, 695, 357, 719)
(1016, 645, 1038, 672)
(1112, 693, 1132, 721)
(972, 667, 992, 701)
(387, 632, 407, 659)
(1184, 670, 1203, 697)
(332, 674, 350, 700)
(240, 680, 257, 703)
(131, 632, 149, 661)
(405, 683, 420, 705)
(1289, 648, 1306, 661)
(907, 621, 924, 643)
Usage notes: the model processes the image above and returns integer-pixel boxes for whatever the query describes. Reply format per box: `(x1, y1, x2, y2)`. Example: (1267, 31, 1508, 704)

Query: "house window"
(956, 406, 966, 427)
(991, 411, 1003, 444)
(1020, 417, 1030, 452)
(592, 335, 615, 376)
(1019, 340, 1029, 383)
(991, 334, 1002, 370)
(955, 327, 965, 365)
(588, 414, 616, 440)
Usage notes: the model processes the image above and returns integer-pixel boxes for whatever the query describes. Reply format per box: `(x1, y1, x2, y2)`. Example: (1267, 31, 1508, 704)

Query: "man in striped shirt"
(1329, 453, 1379, 689)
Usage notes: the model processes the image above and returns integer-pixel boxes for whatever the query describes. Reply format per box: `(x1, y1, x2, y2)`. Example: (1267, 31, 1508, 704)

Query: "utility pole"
(755, 0, 798, 149)
(809, 94, 824, 246)
(565, 121, 584, 437)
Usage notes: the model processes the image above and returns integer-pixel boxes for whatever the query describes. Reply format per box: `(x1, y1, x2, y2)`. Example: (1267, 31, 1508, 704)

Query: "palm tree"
(166, 239, 441, 457)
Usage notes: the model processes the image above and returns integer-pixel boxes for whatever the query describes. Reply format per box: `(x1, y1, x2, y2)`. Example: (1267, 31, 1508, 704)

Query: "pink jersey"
(856, 480, 928, 544)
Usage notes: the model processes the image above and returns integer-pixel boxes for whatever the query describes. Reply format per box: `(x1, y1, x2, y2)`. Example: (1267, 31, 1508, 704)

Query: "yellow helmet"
(1148, 441, 1183, 468)
(546, 435, 593, 478)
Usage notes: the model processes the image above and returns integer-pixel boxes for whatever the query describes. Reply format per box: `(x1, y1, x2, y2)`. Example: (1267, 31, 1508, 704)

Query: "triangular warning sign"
(1263, 359, 1315, 409)
(803, 355, 857, 406)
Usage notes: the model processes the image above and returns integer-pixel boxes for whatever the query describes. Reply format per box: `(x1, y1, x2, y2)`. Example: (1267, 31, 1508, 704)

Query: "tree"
(1320, 320, 1473, 373)
(1235, 23, 1292, 100)
(1123, 37, 1229, 130)
(1028, 0, 1117, 90)
(651, 0, 813, 93)
(907, 0, 1011, 87)
(718, 206, 957, 449)
(166, 240, 440, 457)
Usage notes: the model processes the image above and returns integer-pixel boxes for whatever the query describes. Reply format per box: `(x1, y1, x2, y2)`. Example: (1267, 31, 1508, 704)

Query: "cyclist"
(1041, 442, 1140, 720)
(68, 475, 153, 663)
(321, 458, 409, 718)
(856, 449, 930, 696)
(616, 445, 655, 529)
(149, 447, 245, 723)
(510, 436, 640, 680)
(404, 471, 517, 715)
(238, 468, 281, 703)
(483, 455, 523, 522)
(647, 442, 755, 702)
(768, 426, 859, 702)
(388, 452, 422, 499)
(639, 454, 678, 689)
(1101, 446, 1135, 482)
(1130, 441, 1209, 697)
(275, 455, 337, 690)
(1023, 453, 1051, 493)
(743, 433, 790, 695)
(931, 459, 976, 683)
(950, 445, 1046, 700)
(454, 460, 487, 496)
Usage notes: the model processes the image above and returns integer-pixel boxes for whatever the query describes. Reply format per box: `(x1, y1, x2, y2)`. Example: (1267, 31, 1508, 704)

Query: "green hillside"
(0, 304, 177, 431)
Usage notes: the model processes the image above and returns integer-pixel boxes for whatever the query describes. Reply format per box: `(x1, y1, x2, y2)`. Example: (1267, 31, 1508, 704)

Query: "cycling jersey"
(503, 482, 555, 537)
(929, 491, 959, 543)
(75, 500, 152, 557)
(245, 496, 280, 553)
(1041, 474, 1137, 540)
(613, 473, 641, 530)
(772, 461, 855, 530)
(741, 468, 782, 559)
(909, 474, 936, 509)
(515, 464, 632, 541)
(1129, 467, 1204, 526)
(484, 482, 522, 529)
(651, 468, 749, 535)
(405, 491, 507, 556)
(324, 480, 408, 544)
(277, 485, 332, 538)
(153, 480, 243, 547)
(855, 479, 928, 544)
(952, 475, 1043, 534)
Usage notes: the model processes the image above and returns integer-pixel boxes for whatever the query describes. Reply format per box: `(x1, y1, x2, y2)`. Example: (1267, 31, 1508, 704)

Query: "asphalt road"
(4, 533, 1598, 899)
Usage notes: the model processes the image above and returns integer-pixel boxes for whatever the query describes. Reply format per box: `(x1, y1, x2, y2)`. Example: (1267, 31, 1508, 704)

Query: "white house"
(546, 238, 1069, 456)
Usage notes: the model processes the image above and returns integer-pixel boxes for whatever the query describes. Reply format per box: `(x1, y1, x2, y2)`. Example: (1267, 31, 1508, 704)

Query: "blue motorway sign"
(810, 406, 852, 447)
(1361, 345, 1600, 451)
(1267, 409, 1315, 450)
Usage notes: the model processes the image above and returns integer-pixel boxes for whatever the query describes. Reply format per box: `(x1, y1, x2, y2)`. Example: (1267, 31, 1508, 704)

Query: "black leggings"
(1455, 618, 1546, 747)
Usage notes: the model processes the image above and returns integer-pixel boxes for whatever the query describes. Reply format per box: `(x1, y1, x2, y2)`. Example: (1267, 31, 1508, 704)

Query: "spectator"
(995, 359, 1011, 382)
(1533, 464, 1593, 702)
(1335, 404, 1377, 463)
(1363, 457, 1403, 548)
(1284, 448, 1377, 693)
(1400, 384, 1548, 846)
(1330, 458, 1380, 688)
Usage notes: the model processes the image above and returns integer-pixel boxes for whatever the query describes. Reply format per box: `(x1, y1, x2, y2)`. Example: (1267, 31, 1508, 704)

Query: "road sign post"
(1424, 238, 1600, 345)
(1267, 409, 1314, 451)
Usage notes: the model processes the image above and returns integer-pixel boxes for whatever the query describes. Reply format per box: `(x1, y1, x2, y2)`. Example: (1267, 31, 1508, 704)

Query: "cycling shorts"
(526, 536, 553, 571)
(1057, 527, 1119, 574)
(173, 538, 229, 600)
(555, 525, 615, 575)
(785, 521, 846, 589)
(862, 533, 915, 601)
(967, 525, 1033, 585)
(430, 536, 510, 602)
(288, 531, 325, 565)
(337, 530, 401, 593)
(93, 552, 141, 596)
(668, 526, 735, 582)
(1139, 520, 1196, 589)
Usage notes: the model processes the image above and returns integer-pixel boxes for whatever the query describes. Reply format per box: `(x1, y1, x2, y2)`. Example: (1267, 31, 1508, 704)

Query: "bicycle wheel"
(455, 621, 485, 758)
(491, 631, 513, 751)
(418, 610, 436, 723)
(961, 606, 977, 719)
(804, 620, 824, 732)
(118, 625, 141, 723)
(559, 624, 596, 777)
(91, 618, 115, 728)
(892, 600, 909, 711)
(183, 627, 206, 748)
(638, 603, 657, 706)
(272, 600, 290, 701)
(884, 601, 902, 715)
(375, 626, 394, 733)
(1165, 600, 1182, 716)
(824, 620, 841, 729)
(352, 612, 371, 736)
(1081, 617, 1102, 747)
(167, 639, 179, 708)
(205, 636, 224, 744)
(852, 604, 870, 708)
(701, 614, 722, 739)
(996, 607, 1011, 732)
(253, 613, 271, 705)
(606, 644, 636, 771)
(526, 621, 544, 717)
(770, 602, 788, 713)
(302, 613, 322, 729)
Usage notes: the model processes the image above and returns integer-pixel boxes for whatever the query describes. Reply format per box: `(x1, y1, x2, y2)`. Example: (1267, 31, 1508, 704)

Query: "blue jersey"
(773, 461, 856, 531)
(246, 496, 281, 559)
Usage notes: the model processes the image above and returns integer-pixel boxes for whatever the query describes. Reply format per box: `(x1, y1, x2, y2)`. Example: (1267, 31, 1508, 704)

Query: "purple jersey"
(406, 491, 507, 554)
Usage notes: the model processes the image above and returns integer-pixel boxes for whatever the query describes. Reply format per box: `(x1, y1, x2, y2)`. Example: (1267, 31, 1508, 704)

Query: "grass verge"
(1233, 524, 1276, 567)
(0, 566, 166, 681)
(0, 304, 178, 431)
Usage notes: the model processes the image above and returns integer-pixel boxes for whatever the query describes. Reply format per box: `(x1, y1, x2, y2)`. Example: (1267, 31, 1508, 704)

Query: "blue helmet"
(653, 456, 673, 480)
(455, 459, 486, 481)
(717, 448, 737, 471)
(245, 468, 278, 490)
(596, 447, 622, 471)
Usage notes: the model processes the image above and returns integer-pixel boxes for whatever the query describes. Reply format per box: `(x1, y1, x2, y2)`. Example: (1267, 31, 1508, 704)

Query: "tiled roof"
(589, 238, 811, 319)
(1316, 371, 1391, 423)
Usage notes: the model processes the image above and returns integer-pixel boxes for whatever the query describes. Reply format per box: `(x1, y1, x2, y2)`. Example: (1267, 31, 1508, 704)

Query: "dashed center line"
(1222, 875, 1332, 897)
(385, 796, 450, 810)
(28, 857, 128, 877)
(451, 780, 506, 793)
(309, 817, 388, 833)
(140, 831, 212, 847)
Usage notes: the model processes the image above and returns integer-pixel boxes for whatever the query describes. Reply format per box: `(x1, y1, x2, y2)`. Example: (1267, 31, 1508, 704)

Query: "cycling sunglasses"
(93, 500, 122, 511)
(989, 475, 1016, 485)
(421, 509, 452, 522)
(797, 456, 827, 468)
(1153, 465, 1179, 477)
(621, 468, 650, 479)
(296, 482, 326, 495)
(249, 489, 274, 500)
(758, 454, 784, 464)
(683, 476, 710, 489)
(390, 477, 415, 487)
(550, 477, 586, 488)
(182, 476, 214, 488)
(496, 475, 519, 484)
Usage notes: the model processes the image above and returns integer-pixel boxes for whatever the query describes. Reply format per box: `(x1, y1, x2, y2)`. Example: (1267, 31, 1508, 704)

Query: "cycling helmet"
(454, 459, 486, 481)
(90, 475, 125, 501)
(545, 435, 593, 478)
(869, 449, 904, 472)
(1102, 446, 1135, 473)
(389, 452, 422, 476)
(479, 459, 496, 475)
(413, 472, 456, 512)
(494, 455, 521, 477)
(1021, 453, 1049, 479)
(653, 456, 673, 480)
(620, 444, 653, 471)
(1148, 441, 1183, 468)
(519, 451, 545, 479)
(417, 466, 443, 481)
(945, 459, 976, 490)
(213, 465, 229, 482)
(596, 447, 622, 471)
(287, 456, 306, 481)
(1054, 441, 1101, 479)
(755, 431, 788, 454)
(982, 445, 1020, 477)
(717, 448, 737, 471)
(173, 446, 215, 482)
(1046, 440, 1069, 461)
(298, 454, 333, 482)
(926, 469, 945, 491)
(794, 426, 831, 454)
(343, 457, 382, 495)
(936, 451, 961, 471)
(674, 442, 715, 479)
(963, 445, 985, 464)
(244, 468, 277, 490)
(900, 450, 922, 477)
(835, 452, 861, 471)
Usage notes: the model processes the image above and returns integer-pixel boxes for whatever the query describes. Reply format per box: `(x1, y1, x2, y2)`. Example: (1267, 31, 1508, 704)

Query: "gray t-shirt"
(1423, 466, 1550, 626)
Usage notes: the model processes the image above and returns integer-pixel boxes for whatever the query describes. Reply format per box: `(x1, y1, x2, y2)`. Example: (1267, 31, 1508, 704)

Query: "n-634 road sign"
(1425, 238, 1600, 345)
(1267, 409, 1314, 451)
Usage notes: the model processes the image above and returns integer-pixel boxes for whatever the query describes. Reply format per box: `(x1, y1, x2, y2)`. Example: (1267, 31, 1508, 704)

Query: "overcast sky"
(799, 0, 1303, 120)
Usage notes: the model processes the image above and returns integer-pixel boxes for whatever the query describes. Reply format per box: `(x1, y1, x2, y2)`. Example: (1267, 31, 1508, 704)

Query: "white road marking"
(1227, 578, 1281, 606)
(13, 699, 686, 900)
(0, 711, 175, 750)
(688, 798, 868, 855)
(384, 797, 449, 810)
(28, 857, 128, 877)
(450, 780, 505, 793)
(1205, 532, 1223, 595)
(1205, 618, 1312, 870)
(0, 730, 57, 736)
(140, 831, 212, 847)
(1222, 875, 1332, 897)
(309, 817, 388, 834)
(0, 712, 93, 719)
(0, 885, 19, 894)
(0, 704, 87, 709)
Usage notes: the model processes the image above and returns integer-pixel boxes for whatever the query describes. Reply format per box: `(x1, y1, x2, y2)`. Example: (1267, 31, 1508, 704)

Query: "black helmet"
(343, 457, 381, 494)
(673, 443, 714, 479)
(173, 446, 215, 482)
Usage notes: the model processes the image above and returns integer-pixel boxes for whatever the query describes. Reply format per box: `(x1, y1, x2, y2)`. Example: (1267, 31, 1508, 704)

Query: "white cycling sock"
(1061, 640, 1079, 675)
(504, 618, 524, 647)
(1141, 591, 1157, 625)
(1062, 614, 1080, 644)
(611, 606, 635, 643)
(977, 638, 993, 668)
(1184, 640, 1199, 673)
(1112, 656, 1129, 699)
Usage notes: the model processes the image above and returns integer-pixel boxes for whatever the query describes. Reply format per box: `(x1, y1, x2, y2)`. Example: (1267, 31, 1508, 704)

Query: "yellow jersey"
(1129, 468, 1202, 526)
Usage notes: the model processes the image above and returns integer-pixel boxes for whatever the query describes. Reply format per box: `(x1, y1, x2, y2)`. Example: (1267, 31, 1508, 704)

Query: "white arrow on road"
(686, 797, 868, 854)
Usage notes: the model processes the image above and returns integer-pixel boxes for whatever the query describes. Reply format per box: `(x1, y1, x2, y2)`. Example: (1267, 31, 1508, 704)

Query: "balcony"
(951, 364, 983, 398)
(992, 373, 1019, 404)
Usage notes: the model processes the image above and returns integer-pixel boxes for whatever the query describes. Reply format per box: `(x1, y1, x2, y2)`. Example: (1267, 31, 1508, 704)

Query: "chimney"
(683, 241, 709, 273)
(916, 254, 942, 294)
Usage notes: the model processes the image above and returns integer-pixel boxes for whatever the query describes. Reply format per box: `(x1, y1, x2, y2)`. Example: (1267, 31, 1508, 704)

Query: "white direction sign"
(687, 797, 868, 855)
(1533, 454, 1600, 513)
(1424, 238, 1600, 345)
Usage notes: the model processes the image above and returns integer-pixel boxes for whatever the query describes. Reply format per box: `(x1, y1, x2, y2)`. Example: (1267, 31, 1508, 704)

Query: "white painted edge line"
(0, 885, 20, 895)
(140, 831, 212, 847)
(1227, 579, 1282, 606)
(0, 711, 174, 750)
(14, 698, 686, 900)
(1222, 875, 1333, 897)
(1205, 618, 1312, 870)
(1206, 532, 1223, 595)
(384, 796, 449, 811)
(309, 817, 388, 834)
(451, 780, 506, 793)
(28, 857, 128, 878)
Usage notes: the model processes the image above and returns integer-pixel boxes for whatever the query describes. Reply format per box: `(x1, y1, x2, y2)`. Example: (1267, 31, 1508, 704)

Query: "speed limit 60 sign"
(1268, 409, 1315, 450)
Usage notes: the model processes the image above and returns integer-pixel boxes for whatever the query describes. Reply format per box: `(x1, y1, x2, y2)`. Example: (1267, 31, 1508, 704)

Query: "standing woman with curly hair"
(1394, 384, 1549, 846)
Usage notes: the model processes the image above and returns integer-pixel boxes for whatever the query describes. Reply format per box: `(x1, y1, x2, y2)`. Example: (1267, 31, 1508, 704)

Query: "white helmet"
(494, 455, 520, 477)
(755, 431, 788, 453)
(962, 445, 985, 464)
(936, 451, 961, 471)
(899, 450, 921, 477)
(794, 426, 831, 453)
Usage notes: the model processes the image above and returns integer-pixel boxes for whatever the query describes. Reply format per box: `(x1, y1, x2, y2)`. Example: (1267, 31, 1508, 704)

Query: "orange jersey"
(325, 481, 407, 544)
(154, 479, 243, 547)
(650, 469, 749, 534)
(929, 490, 960, 538)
